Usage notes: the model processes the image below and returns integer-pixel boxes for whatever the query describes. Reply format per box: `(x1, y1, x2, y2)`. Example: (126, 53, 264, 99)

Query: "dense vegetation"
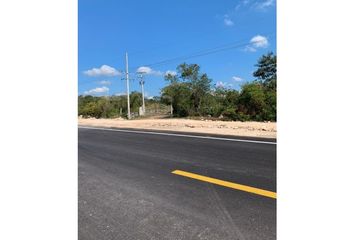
(78, 92, 161, 118)
(79, 52, 276, 121)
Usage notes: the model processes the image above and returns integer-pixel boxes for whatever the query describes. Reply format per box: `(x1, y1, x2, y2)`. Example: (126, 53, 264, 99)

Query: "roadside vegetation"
(78, 52, 276, 121)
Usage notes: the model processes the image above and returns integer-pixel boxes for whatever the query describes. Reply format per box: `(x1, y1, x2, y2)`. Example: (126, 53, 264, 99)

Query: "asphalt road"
(78, 127, 276, 240)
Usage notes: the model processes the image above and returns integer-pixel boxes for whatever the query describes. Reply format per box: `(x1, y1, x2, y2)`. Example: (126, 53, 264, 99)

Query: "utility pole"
(125, 52, 131, 119)
(138, 73, 146, 115)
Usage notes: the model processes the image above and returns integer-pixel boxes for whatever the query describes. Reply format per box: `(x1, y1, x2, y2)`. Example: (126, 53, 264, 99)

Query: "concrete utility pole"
(125, 52, 131, 119)
(138, 73, 146, 115)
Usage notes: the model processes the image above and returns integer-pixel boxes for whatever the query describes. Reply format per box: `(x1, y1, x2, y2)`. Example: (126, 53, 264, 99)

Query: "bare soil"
(78, 117, 276, 139)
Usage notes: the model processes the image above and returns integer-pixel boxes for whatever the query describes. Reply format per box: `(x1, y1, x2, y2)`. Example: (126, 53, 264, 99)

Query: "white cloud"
(224, 0, 275, 27)
(235, 0, 250, 10)
(224, 18, 234, 26)
(83, 65, 120, 77)
(137, 66, 163, 76)
(216, 81, 232, 88)
(216, 81, 225, 88)
(165, 70, 177, 76)
(245, 35, 269, 52)
(84, 86, 109, 95)
(137, 66, 152, 74)
(232, 76, 243, 82)
(98, 80, 111, 85)
(223, 15, 234, 26)
(254, 0, 274, 10)
(250, 35, 269, 48)
(114, 92, 126, 96)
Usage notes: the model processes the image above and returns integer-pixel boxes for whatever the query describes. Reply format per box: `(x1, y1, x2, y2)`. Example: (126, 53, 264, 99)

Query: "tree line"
(78, 52, 276, 121)
(78, 91, 161, 118)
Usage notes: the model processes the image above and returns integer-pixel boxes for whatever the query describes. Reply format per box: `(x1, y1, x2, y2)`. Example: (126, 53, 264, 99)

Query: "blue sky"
(79, 0, 276, 97)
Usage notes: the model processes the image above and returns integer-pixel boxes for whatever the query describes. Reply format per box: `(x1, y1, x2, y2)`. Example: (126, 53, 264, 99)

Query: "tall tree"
(161, 83, 191, 117)
(177, 63, 212, 114)
(237, 82, 266, 120)
(253, 52, 277, 90)
(161, 72, 191, 117)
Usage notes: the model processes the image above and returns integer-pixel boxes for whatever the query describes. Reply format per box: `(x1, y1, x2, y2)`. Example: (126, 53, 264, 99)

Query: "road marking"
(172, 170, 276, 199)
(78, 126, 276, 145)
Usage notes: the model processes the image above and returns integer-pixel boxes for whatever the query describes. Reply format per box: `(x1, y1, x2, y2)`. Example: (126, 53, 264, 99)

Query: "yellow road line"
(172, 170, 276, 199)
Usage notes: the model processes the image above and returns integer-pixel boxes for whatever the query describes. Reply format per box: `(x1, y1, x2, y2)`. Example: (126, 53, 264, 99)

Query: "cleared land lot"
(78, 118, 276, 138)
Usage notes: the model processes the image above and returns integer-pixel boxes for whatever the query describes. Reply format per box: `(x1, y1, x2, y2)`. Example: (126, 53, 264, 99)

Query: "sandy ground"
(78, 118, 276, 139)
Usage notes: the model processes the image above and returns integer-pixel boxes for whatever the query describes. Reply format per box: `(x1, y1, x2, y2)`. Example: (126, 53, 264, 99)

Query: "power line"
(130, 33, 275, 70)
(124, 14, 273, 58)
(147, 42, 249, 68)
(79, 33, 274, 88)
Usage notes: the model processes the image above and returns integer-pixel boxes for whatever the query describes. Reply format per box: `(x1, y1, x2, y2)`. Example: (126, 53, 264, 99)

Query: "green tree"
(263, 89, 276, 121)
(110, 95, 127, 116)
(130, 91, 142, 112)
(161, 81, 191, 117)
(205, 87, 240, 119)
(253, 52, 277, 90)
(165, 72, 179, 84)
(199, 92, 219, 117)
(79, 55, 276, 121)
(81, 101, 100, 118)
(237, 83, 266, 120)
(177, 63, 212, 115)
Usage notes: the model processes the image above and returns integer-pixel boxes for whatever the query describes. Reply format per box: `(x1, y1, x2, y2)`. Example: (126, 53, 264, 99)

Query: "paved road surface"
(79, 127, 276, 240)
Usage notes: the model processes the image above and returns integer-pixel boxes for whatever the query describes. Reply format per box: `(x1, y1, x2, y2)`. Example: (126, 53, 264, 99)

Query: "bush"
(222, 107, 237, 120)
(235, 112, 251, 122)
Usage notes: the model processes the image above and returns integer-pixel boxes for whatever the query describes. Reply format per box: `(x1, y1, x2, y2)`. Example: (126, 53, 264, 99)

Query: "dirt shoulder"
(78, 118, 276, 139)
